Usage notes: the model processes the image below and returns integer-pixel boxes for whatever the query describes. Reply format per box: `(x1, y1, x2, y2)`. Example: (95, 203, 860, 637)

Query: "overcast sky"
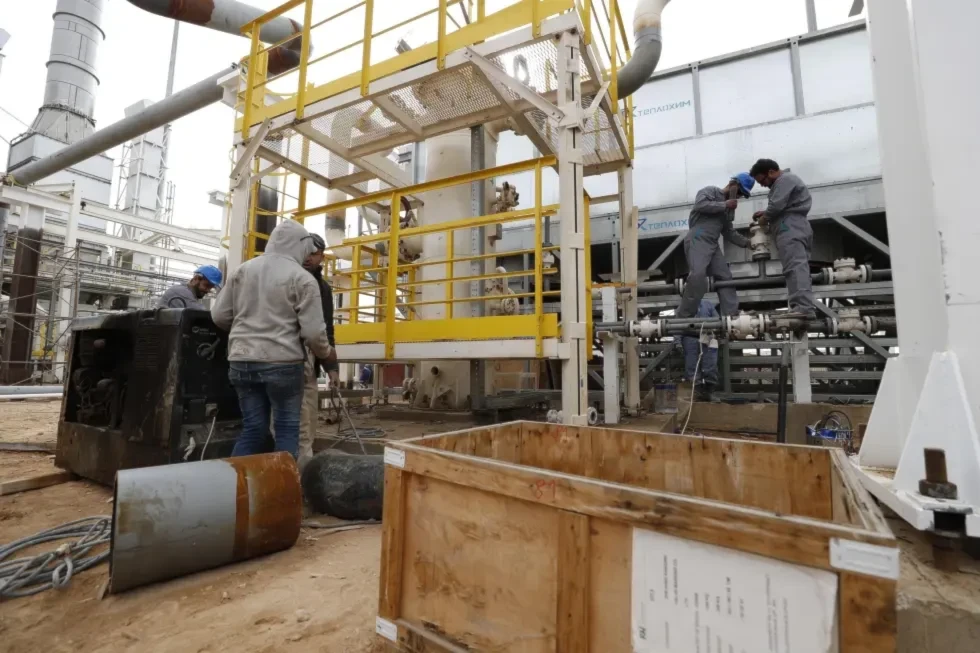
(0, 0, 861, 236)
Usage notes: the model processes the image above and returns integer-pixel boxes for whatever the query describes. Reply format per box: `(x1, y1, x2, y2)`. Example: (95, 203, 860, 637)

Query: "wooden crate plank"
(490, 422, 523, 463)
(0, 470, 73, 496)
(588, 519, 631, 653)
(830, 450, 893, 534)
(399, 473, 558, 651)
(839, 571, 897, 652)
(557, 511, 590, 652)
(379, 466, 407, 620)
(395, 444, 894, 572)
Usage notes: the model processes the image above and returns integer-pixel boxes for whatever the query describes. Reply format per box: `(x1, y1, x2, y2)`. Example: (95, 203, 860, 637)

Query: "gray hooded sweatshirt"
(211, 220, 333, 363)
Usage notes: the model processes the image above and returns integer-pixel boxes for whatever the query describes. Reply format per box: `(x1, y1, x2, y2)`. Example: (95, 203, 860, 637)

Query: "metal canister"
(109, 452, 301, 593)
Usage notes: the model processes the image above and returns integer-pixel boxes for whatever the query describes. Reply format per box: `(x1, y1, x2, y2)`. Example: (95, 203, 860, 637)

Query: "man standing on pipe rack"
(681, 299, 721, 402)
(155, 265, 223, 309)
(211, 220, 335, 459)
(676, 173, 755, 317)
(749, 158, 816, 319)
(297, 233, 338, 470)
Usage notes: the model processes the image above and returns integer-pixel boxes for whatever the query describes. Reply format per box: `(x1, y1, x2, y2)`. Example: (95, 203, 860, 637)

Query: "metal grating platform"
(250, 14, 629, 189)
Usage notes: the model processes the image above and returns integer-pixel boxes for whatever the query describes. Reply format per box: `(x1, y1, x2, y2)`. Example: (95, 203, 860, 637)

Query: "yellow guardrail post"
(360, 0, 374, 96)
(533, 160, 544, 357)
(445, 230, 454, 318)
(582, 0, 592, 46)
(242, 27, 261, 139)
(385, 193, 401, 358)
(437, 0, 448, 70)
(295, 0, 314, 119)
(609, 0, 619, 109)
(351, 244, 361, 325)
(246, 159, 259, 259)
(477, 0, 485, 21)
(531, 0, 541, 38)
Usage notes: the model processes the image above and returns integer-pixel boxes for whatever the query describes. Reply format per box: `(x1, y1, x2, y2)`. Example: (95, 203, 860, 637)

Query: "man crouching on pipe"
(676, 173, 755, 318)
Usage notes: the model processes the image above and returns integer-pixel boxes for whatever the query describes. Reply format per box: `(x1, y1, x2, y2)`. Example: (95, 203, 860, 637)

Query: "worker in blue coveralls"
(676, 173, 755, 318)
(750, 158, 816, 318)
(682, 299, 720, 402)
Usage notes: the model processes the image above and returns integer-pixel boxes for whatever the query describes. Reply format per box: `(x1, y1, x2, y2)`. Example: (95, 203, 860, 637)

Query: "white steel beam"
(371, 96, 423, 138)
(80, 203, 221, 248)
(462, 48, 564, 121)
(601, 286, 621, 424)
(620, 168, 640, 414)
(467, 61, 555, 157)
(230, 119, 271, 187)
(226, 143, 251, 274)
(80, 232, 216, 267)
(292, 122, 411, 190)
(557, 31, 589, 425)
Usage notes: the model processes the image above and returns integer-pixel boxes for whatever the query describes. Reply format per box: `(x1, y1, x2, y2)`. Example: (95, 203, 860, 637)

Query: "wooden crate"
(377, 421, 897, 652)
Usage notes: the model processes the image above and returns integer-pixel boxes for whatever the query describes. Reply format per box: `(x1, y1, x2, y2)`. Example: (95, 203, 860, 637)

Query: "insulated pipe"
(0, 385, 63, 395)
(8, 65, 237, 187)
(637, 269, 894, 295)
(126, 0, 303, 50)
(108, 452, 301, 594)
(615, 0, 669, 99)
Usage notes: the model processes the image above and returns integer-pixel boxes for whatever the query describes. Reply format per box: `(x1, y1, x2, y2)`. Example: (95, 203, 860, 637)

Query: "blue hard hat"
(733, 172, 755, 198)
(194, 265, 223, 288)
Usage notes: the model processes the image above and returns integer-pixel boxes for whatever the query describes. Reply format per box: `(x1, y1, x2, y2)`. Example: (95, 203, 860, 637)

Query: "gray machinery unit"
(56, 309, 241, 485)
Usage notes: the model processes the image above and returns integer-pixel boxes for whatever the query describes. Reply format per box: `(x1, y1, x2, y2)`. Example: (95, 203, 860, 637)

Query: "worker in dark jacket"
(750, 158, 815, 317)
(298, 233, 337, 469)
(677, 174, 754, 317)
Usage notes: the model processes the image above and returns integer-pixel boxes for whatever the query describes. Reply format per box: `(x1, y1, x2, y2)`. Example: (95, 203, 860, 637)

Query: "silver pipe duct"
(8, 65, 236, 187)
(31, 0, 107, 144)
(126, 0, 303, 51)
(109, 452, 302, 594)
(616, 0, 669, 99)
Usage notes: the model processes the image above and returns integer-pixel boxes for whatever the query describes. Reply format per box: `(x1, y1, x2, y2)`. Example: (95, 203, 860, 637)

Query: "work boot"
(694, 384, 712, 402)
(704, 383, 719, 403)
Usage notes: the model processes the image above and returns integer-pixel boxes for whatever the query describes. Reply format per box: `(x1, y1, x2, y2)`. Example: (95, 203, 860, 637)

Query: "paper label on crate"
(375, 617, 398, 641)
(383, 447, 406, 469)
(631, 528, 839, 653)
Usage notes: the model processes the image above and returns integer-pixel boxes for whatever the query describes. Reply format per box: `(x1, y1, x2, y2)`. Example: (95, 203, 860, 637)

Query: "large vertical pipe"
(29, 0, 107, 144)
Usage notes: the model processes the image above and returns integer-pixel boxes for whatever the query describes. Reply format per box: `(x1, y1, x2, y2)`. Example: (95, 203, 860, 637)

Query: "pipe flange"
(675, 278, 685, 294)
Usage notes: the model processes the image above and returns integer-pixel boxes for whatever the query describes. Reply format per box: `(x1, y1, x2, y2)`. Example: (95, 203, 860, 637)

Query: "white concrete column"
(557, 32, 589, 425)
(601, 286, 621, 424)
(53, 184, 81, 378)
(226, 144, 250, 275)
(790, 336, 811, 404)
(860, 0, 980, 535)
(619, 165, 640, 414)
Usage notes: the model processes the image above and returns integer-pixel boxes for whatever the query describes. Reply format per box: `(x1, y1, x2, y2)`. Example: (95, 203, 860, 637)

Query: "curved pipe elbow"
(615, 34, 662, 99)
(616, 0, 668, 99)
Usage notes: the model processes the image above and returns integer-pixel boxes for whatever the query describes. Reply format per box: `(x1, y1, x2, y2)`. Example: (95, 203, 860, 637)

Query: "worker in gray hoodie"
(211, 220, 335, 459)
(750, 158, 815, 317)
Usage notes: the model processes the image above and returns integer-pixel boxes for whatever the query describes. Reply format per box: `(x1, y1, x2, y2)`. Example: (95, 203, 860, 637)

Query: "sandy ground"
(0, 477, 385, 653)
(0, 399, 61, 446)
(0, 401, 464, 653)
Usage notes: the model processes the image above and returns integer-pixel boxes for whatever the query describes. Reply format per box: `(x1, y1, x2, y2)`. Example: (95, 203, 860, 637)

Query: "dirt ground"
(0, 401, 465, 653)
(0, 399, 61, 446)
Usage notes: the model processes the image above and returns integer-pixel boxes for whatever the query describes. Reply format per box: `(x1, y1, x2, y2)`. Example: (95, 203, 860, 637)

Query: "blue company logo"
(633, 99, 692, 118)
(638, 216, 689, 232)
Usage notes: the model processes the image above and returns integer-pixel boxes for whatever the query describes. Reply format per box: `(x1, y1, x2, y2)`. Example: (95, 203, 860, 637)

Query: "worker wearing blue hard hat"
(156, 265, 223, 309)
(676, 174, 755, 317)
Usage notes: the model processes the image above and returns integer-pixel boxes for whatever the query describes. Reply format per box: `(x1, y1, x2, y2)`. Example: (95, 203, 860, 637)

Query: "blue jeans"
(681, 337, 719, 386)
(229, 362, 305, 459)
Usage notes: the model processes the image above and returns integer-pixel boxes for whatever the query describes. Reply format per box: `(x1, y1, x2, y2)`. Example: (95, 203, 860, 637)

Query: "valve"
(725, 313, 769, 339)
(823, 258, 871, 284)
(749, 223, 772, 261)
(630, 318, 663, 339)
